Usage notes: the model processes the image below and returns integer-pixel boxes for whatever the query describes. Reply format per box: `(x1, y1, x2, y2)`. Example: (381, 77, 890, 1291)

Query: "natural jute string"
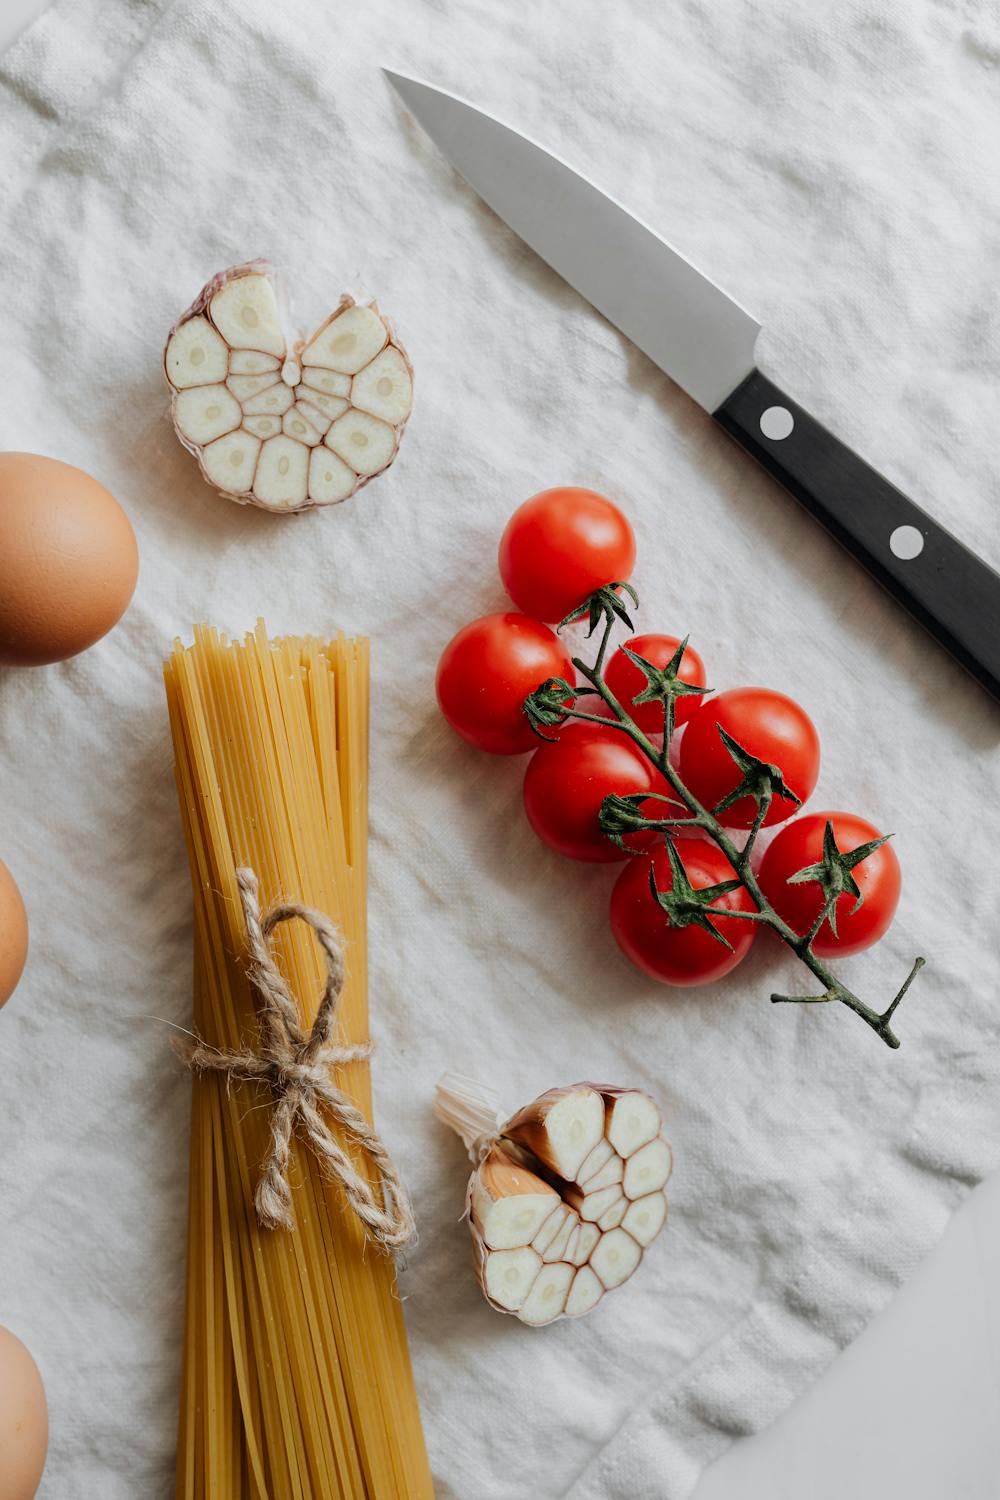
(176, 867, 415, 1253)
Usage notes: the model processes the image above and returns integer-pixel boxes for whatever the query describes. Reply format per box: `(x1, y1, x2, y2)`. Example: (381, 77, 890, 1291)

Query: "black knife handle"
(713, 368, 1000, 701)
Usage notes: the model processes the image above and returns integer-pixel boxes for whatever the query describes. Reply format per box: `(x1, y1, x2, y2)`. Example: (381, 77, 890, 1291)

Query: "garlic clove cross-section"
(471, 1145, 560, 1251)
(481, 1246, 543, 1313)
(503, 1086, 607, 1182)
(565, 1265, 604, 1318)
(164, 261, 413, 514)
(519, 1262, 576, 1327)
(436, 1072, 671, 1327)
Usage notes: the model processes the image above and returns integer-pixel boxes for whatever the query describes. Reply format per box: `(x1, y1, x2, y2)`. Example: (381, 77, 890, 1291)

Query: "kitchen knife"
(386, 70, 1000, 702)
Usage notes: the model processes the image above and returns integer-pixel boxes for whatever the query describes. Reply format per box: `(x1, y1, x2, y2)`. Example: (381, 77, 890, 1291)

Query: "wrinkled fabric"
(0, 1, 998, 1496)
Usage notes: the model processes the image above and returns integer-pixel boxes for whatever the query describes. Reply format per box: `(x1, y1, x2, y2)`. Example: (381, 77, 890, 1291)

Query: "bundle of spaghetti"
(164, 622, 433, 1499)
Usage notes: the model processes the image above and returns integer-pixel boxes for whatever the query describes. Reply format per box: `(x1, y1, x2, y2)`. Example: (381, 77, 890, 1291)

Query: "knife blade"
(386, 69, 1000, 703)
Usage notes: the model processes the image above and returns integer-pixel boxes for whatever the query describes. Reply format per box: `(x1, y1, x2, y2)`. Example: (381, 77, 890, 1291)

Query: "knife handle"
(713, 369, 1000, 701)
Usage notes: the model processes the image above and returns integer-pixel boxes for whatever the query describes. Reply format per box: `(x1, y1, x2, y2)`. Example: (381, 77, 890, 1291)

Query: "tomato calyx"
(616, 635, 709, 740)
(600, 791, 692, 850)
(558, 580, 639, 637)
(712, 724, 802, 828)
(786, 819, 894, 940)
(523, 675, 581, 741)
(649, 836, 745, 951)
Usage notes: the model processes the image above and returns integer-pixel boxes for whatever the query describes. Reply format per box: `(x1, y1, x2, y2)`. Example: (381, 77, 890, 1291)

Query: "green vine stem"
(524, 587, 925, 1049)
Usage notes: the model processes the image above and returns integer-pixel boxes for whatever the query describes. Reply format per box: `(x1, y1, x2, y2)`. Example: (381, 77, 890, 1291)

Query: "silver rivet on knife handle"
(759, 406, 794, 440)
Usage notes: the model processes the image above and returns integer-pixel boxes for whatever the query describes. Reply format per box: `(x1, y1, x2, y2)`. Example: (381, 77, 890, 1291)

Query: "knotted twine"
(177, 867, 415, 1254)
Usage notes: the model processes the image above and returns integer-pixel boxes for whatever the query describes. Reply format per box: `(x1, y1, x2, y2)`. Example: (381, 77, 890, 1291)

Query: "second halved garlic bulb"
(164, 261, 413, 513)
(436, 1073, 671, 1326)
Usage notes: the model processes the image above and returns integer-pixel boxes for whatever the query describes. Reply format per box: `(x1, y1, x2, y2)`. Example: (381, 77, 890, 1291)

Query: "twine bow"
(177, 867, 415, 1253)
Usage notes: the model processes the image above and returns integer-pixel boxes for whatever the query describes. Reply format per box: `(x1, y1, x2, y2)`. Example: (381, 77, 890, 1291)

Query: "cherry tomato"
(610, 838, 757, 986)
(522, 724, 663, 861)
(436, 612, 573, 755)
(757, 811, 900, 958)
(678, 687, 820, 828)
(603, 634, 707, 734)
(499, 487, 636, 623)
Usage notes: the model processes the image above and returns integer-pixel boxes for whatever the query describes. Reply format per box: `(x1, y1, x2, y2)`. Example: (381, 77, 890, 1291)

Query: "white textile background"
(0, 1, 998, 1496)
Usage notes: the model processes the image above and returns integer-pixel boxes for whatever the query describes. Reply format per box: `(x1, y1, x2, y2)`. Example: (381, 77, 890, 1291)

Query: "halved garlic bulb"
(436, 1073, 671, 1327)
(164, 261, 413, 513)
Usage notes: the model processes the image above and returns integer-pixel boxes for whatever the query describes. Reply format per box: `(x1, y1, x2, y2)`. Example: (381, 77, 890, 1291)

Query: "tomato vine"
(524, 586, 924, 1048)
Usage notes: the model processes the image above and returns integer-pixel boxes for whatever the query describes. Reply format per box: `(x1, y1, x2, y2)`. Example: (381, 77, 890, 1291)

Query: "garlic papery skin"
(164, 261, 413, 513)
(436, 1074, 671, 1327)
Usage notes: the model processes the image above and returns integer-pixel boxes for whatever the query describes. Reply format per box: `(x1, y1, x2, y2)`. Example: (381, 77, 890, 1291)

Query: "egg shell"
(0, 452, 139, 666)
(0, 1327, 47, 1500)
(0, 859, 28, 1008)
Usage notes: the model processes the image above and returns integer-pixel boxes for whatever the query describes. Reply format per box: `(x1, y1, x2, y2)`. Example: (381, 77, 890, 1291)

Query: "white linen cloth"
(1, 0, 998, 1495)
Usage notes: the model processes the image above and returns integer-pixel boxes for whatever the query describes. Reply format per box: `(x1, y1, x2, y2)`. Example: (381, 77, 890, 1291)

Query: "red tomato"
(436, 613, 573, 755)
(603, 634, 707, 734)
(757, 811, 900, 958)
(522, 724, 662, 861)
(499, 488, 636, 623)
(678, 687, 820, 828)
(610, 838, 757, 986)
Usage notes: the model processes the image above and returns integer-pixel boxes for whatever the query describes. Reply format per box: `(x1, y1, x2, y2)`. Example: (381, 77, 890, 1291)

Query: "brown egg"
(0, 1327, 48, 1500)
(0, 452, 139, 666)
(0, 859, 28, 1009)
